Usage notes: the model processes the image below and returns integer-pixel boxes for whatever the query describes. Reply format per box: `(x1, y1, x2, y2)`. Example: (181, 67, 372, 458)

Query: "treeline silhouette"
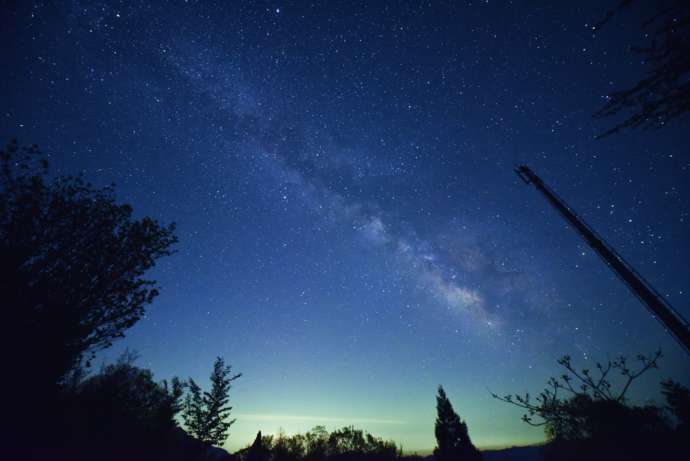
(237, 426, 400, 461)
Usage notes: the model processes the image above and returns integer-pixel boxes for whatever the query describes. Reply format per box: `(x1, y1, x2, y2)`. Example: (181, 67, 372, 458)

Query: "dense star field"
(1, 0, 688, 453)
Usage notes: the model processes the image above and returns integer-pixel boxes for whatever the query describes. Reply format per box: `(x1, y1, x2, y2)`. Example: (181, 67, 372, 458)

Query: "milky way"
(1, 0, 688, 452)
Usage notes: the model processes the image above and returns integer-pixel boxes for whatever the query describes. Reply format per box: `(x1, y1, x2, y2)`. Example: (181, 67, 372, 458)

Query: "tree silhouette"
(434, 386, 481, 461)
(0, 139, 177, 449)
(304, 425, 329, 461)
(43, 351, 240, 461)
(491, 352, 662, 436)
(593, 0, 690, 137)
(183, 378, 207, 441)
(491, 351, 687, 460)
(246, 431, 273, 461)
(325, 426, 399, 461)
(183, 357, 241, 446)
(661, 379, 690, 435)
(273, 430, 306, 461)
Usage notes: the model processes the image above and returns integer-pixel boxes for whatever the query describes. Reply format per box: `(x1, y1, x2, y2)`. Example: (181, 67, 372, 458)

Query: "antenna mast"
(515, 165, 690, 355)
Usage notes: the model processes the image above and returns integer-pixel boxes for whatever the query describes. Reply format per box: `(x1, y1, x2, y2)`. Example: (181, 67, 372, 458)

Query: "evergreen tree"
(183, 378, 207, 441)
(182, 357, 241, 446)
(434, 386, 481, 461)
(205, 356, 240, 445)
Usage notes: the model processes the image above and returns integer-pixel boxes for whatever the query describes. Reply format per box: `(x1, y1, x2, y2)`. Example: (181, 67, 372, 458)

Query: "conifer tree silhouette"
(182, 357, 241, 446)
(434, 386, 482, 461)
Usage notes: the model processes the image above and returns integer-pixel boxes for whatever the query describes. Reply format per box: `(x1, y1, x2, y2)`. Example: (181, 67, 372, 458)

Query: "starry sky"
(2, 0, 689, 453)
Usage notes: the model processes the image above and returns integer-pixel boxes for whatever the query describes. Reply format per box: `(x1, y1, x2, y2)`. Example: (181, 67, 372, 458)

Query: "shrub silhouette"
(61, 352, 184, 460)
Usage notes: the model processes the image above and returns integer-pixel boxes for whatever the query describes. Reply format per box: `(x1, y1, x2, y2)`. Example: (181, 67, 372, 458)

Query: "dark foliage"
(246, 431, 273, 461)
(480, 446, 542, 461)
(237, 426, 400, 461)
(434, 386, 482, 461)
(39, 352, 235, 461)
(593, 0, 690, 137)
(0, 139, 177, 453)
(324, 426, 399, 461)
(492, 351, 688, 460)
(60, 352, 185, 460)
(272, 429, 306, 461)
(661, 378, 690, 434)
(183, 356, 242, 446)
(0, 139, 177, 381)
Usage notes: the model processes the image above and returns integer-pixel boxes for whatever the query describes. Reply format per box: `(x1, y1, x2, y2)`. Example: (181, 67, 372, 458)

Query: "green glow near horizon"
(222, 411, 545, 453)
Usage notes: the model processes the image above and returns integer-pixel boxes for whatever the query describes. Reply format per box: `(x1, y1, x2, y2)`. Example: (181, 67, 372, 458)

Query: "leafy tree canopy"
(1, 139, 178, 391)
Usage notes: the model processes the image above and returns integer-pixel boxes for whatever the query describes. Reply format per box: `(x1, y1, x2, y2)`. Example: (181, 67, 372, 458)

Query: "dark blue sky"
(2, 0, 689, 452)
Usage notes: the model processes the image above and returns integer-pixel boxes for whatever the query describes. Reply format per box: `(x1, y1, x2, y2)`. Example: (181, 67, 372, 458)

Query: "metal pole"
(515, 165, 690, 355)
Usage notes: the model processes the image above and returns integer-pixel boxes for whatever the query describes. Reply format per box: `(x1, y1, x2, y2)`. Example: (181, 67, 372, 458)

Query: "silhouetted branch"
(592, 0, 690, 136)
(491, 351, 662, 429)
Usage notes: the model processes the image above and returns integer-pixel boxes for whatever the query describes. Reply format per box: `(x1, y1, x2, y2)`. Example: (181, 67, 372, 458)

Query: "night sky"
(2, 0, 689, 453)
